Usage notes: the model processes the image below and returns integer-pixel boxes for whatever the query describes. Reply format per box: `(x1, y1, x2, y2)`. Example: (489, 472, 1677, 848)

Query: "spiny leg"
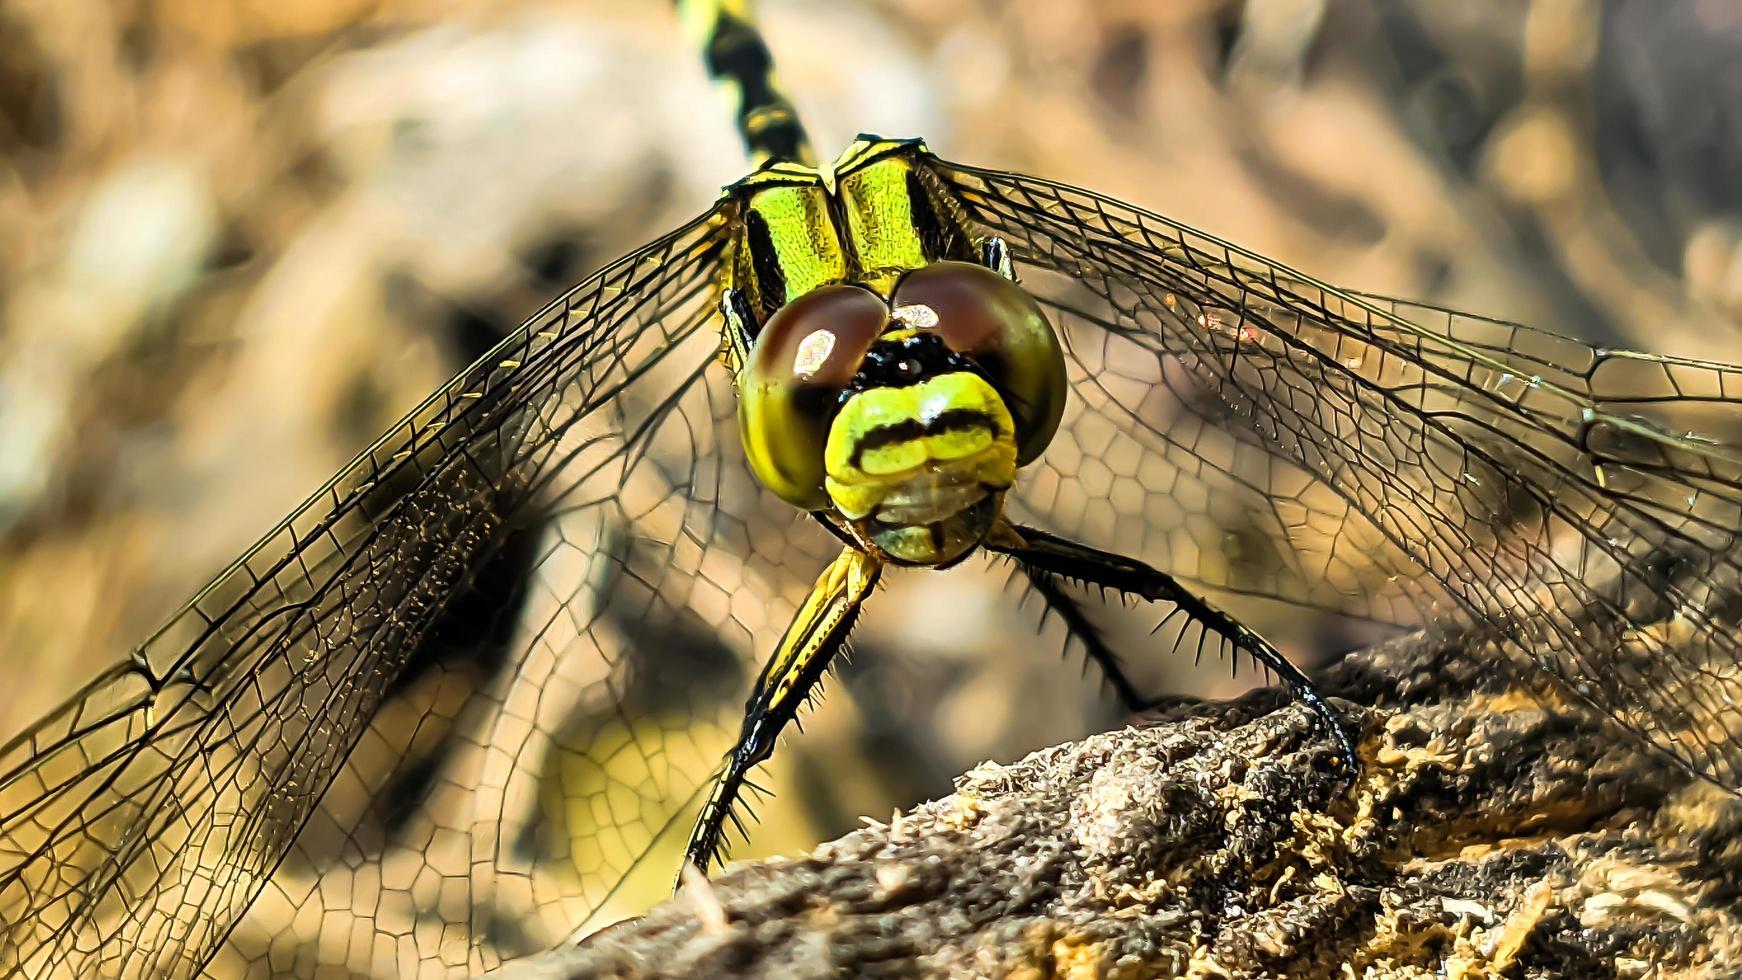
(986, 521, 1358, 784)
(680, 546, 881, 881)
(1016, 564, 1159, 712)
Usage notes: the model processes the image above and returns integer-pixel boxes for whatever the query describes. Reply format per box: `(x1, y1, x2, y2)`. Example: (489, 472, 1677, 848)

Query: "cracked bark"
(485, 629, 1742, 979)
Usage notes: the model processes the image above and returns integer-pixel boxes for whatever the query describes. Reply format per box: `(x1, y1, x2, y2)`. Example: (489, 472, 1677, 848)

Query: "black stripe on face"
(847, 409, 1000, 470)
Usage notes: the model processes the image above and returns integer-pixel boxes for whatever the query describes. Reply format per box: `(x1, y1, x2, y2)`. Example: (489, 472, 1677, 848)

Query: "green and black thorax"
(716, 138, 974, 333)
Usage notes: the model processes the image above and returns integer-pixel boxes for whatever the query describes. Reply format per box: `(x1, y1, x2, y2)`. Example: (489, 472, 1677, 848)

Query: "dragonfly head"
(738, 261, 1066, 565)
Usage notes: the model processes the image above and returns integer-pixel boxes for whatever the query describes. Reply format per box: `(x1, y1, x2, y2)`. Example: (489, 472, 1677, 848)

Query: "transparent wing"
(933, 159, 1742, 791)
(0, 208, 831, 978)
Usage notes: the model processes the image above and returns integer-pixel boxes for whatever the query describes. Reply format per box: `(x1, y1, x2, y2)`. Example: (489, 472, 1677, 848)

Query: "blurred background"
(1, 0, 1741, 966)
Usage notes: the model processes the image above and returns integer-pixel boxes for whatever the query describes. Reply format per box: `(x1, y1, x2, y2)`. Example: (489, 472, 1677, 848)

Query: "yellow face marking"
(858, 421, 994, 476)
(860, 440, 929, 476)
(822, 372, 1018, 522)
(922, 423, 995, 462)
(823, 374, 1011, 475)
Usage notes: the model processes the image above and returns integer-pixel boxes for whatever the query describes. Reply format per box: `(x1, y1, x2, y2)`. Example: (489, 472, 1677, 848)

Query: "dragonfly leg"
(986, 521, 1358, 786)
(1016, 564, 1159, 712)
(979, 236, 1015, 280)
(679, 546, 882, 883)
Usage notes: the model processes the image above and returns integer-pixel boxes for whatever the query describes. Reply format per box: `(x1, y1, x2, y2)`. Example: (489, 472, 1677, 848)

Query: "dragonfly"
(5, 1, 1742, 976)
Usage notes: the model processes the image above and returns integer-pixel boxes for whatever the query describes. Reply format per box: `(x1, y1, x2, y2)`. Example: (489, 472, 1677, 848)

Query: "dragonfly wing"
(1011, 279, 1435, 630)
(0, 208, 825, 977)
(931, 159, 1742, 792)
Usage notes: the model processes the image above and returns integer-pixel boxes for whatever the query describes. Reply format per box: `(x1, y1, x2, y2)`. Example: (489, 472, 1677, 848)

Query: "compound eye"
(891, 261, 1066, 464)
(738, 284, 889, 508)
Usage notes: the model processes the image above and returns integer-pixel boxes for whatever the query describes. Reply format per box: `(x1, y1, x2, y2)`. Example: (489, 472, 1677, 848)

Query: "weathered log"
(486, 630, 1742, 978)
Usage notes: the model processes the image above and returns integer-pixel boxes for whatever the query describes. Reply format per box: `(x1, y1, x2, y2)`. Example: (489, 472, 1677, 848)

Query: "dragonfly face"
(730, 139, 1066, 566)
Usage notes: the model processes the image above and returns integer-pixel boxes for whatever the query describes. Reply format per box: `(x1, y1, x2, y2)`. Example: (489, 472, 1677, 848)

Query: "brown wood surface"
(486, 632, 1742, 979)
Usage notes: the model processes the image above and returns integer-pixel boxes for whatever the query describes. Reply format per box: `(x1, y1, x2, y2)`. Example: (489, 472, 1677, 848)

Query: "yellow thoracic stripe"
(718, 138, 947, 386)
(736, 166, 851, 307)
(835, 151, 930, 293)
(720, 138, 943, 324)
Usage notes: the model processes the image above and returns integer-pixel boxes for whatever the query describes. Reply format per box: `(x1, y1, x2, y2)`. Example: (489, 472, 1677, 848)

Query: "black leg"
(980, 236, 1015, 280)
(986, 522, 1358, 784)
(680, 546, 881, 881)
(1017, 564, 1161, 712)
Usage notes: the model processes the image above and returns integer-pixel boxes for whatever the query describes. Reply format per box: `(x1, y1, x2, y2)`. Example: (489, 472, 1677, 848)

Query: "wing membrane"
(0, 208, 831, 978)
(933, 159, 1742, 790)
